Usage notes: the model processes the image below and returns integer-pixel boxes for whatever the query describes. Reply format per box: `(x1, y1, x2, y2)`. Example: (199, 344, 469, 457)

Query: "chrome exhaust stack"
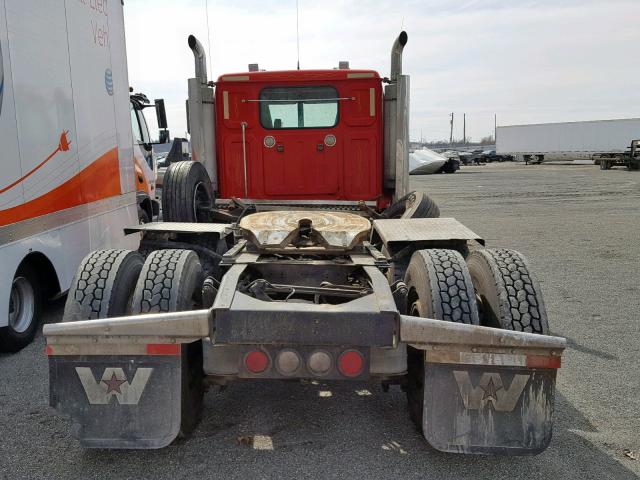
(186, 35, 217, 191)
(188, 34, 207, 84)
(390, 31, 408, 82)
(383, 31, 410, 202)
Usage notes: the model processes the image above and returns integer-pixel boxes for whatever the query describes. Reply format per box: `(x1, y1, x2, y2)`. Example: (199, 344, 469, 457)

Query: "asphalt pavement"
(1, 162, 638, 479)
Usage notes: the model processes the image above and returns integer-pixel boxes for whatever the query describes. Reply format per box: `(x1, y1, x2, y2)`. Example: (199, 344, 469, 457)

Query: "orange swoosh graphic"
(0, 147, 121, 227)
(0, 131, 71, 195)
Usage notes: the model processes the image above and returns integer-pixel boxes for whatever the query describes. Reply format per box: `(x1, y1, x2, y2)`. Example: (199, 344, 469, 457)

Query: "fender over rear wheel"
(131, 249, 205, 437)
(63, 249, 144, 323)
(466, 248, 549, 334)
(403, 249, 480, 432)
(162, 161, 213, 222)
(0, 265, 42, 352)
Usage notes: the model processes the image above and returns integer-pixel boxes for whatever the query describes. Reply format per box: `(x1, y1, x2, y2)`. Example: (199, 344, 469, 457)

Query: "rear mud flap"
(49, 354, 182, 449)
(423, 363, 557, 455)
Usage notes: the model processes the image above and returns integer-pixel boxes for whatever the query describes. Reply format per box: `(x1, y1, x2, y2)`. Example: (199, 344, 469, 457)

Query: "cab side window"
(130, 102, 143, 144)
(130, 101, 153, 170)
(136, 109, 151, 145)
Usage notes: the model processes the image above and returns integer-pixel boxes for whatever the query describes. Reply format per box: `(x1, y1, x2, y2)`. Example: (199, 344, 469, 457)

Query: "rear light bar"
(240, 346, 369, 380)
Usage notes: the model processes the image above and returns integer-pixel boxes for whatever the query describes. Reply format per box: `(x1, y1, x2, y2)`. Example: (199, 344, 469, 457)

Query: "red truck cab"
(215, 69, 385, 204)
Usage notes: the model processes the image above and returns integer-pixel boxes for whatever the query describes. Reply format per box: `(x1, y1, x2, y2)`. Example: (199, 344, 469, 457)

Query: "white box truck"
(0, 0, 160, 351)
(496, 118, 640, 164)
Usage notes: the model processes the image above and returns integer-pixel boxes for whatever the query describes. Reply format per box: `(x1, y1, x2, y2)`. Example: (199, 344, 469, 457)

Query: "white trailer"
(496, 118, 640, 164)
(0, 1, 155, 351)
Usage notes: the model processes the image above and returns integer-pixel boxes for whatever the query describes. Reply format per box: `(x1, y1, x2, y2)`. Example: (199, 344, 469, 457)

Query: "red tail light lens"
(245, 350, 270, 373)
(338, 350, 364, 377)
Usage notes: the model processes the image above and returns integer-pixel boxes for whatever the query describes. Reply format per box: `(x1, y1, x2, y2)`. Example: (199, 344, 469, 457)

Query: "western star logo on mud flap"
(453, 371, 530, 412)
(75, 367, 153, 405)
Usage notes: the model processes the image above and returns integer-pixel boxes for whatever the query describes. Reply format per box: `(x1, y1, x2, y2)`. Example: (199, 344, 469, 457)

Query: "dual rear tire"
(404, 247, 549, 432)
(467, 249, 549, 334)
(65, 249, 205, 321)
(63, 248, 205, 437)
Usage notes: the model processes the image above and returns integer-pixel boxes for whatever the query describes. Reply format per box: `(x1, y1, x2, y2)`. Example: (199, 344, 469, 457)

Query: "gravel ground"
(1, 162, 638, 479)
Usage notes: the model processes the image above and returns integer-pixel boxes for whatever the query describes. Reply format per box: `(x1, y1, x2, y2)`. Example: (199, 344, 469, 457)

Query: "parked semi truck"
(45, 31, 566, 455)
(496, 118, 640, 164)
(0, 1, 164, 351)
(595, 139, 640, 171)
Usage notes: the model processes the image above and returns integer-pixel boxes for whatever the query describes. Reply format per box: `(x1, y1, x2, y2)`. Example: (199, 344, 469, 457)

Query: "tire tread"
(64, 249, 143, 322)
(469, 248, 549, 334)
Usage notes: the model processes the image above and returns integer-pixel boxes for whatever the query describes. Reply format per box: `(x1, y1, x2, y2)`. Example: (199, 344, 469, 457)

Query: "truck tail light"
(308, 350, 332, 376)
(245, 350, 270, 373)
(338, 350, 364, 377)
(275, 350, 301, 375)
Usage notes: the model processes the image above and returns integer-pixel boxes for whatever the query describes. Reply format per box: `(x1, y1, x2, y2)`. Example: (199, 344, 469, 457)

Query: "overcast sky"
(124, 0, 640, 142)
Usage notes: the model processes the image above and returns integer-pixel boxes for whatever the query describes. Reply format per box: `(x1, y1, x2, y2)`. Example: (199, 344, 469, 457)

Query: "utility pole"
(449, 112, 454, 146)
(463, 113, 466, 145)
(494, 114, 497, 144)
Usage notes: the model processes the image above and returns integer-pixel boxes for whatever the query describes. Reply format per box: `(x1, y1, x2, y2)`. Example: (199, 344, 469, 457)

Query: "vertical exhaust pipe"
(188, 34, 208, 83)
(390, 31, 408, 82)
(186, 34, 217, 190)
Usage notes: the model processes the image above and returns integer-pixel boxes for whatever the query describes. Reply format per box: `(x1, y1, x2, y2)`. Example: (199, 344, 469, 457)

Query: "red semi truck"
(44, 31, 565, 455)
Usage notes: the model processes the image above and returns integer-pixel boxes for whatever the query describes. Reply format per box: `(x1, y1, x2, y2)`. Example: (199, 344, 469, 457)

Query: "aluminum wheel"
(9, 276, 35, 333)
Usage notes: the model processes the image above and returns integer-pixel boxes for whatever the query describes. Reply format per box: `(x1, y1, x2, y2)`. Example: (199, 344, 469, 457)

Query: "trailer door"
(259, 86, 339, 197)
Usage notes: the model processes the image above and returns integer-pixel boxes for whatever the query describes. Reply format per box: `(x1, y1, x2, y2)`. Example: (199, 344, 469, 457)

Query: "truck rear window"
(259, 86, 339, 129)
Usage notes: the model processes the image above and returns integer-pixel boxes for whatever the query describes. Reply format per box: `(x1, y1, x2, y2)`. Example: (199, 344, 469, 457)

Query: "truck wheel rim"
(192, 182, 210, 222)
(8, 277, 35, 333)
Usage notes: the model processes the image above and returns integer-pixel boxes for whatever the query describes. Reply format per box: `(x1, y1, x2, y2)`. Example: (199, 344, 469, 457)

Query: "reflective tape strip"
(526, 354, 561, 369)
(426, 350, 561, 369)
(146, 344, 181, 356)
(460, 352, 527, 367)
(46, 343, 182, 356)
